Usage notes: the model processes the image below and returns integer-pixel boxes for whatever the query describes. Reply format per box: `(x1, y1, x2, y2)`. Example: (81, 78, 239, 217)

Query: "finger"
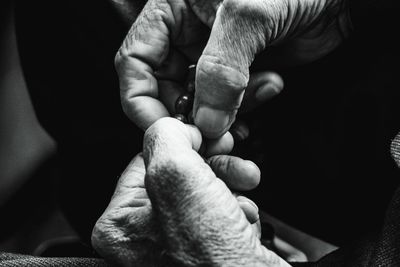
(144, 118, 203, 161)
(92, 153, 162, 267)
(187, 0, 221, 27)
(240, 72, 284, 113)
(203, 131, 234, 158)
(237, 195, 259, 224)
(106, 154, 148, 210)
(118, 153, 146, 189)
(253, 219, 262, 240)
(193, 0, 271, 138)
(207, 155, 260, 191)
(230, 120, 249, 142)
(116, 0, 175, 131)
(231, 72, 284, 142)
(274, 237, 308, 262)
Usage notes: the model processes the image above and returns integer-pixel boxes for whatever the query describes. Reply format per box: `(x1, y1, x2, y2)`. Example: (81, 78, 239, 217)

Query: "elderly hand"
(115, 0, 284, 138)
(92, 117, 269, 266)
(143, 118, 290, 266)
(192, 0, 352, 138)
(116, 0, 351, 138)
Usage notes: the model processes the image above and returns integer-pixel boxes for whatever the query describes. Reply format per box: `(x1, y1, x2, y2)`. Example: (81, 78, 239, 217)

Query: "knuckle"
(222, 0, 267, 22)
(143, 117, 184, 165)
(114, 50, 124, 71)
(91, 220, 110, 255)
(145, 117, 177, 138)
(197, 55, 248, 98)
(114, 50, 131, 78)
(144, 155, 182, 194)
(223, 0, 253, 18)
(221, 0, 282, 45)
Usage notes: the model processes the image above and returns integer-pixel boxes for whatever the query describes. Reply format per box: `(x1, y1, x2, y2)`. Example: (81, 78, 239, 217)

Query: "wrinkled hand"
(92, 117, 267, 266)
(116, 0, 351, 138)
(115, 0, 284, 137)
(192, 0, 351, 138)
(144, 118, 290, 266)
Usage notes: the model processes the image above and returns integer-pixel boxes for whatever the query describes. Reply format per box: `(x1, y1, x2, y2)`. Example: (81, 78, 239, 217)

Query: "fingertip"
(254, 72, 284, 102)
(240, 71, 284, 113)
(131, 153, 145, 168)
(184, 124, 203, 152)
(125, 96, 170, 131)
(204, 131, 234, 157)
(237, 196, 259, 224)
(194, 55, 247, 138)
(255, 83, 283, 102)
(230, 120, 250, 141)
(208, 156, 260, 191)
(243, 160, 261, 188)
(146, 117, 203, 154)
(194, 106, 232, 138)
(264, 72, 284, 89)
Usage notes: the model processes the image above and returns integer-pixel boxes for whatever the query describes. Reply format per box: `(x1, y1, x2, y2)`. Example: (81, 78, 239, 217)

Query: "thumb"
(193, 0, 270, 138)
(240, 71, 284, 113)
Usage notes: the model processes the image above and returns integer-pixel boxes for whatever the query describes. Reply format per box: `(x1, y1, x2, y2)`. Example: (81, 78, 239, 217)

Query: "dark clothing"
(0, 252, 107, 266)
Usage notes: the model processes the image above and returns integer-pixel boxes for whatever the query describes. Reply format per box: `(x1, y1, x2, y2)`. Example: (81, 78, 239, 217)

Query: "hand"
(142, 118, 289, 266)
(115, 0, 284, 135)
(92, 118, 263, 266)
(115, 0, 350, 138)
(192, 0, 352, 137)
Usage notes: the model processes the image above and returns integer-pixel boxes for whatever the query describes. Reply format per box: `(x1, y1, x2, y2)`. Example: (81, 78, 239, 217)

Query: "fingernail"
(246, 199, 259, 213)
(194, 106, 230, 138)
(237, 196, 259, 213)
(255, 84, 282, 102)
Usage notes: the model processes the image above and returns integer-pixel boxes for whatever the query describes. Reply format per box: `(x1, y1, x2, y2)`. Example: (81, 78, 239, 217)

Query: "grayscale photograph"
(0, 0, 399, 266)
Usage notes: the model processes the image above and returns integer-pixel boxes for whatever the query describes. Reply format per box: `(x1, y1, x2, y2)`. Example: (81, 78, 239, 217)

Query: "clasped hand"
(92, 118, 290, 266)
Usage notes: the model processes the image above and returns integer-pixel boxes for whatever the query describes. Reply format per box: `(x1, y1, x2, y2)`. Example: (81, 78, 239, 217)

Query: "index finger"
(115, 0, 174, 131)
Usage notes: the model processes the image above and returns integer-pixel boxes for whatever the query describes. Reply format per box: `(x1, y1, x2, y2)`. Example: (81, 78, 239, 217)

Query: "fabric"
(0, 252, 108, 266)
(293, 133, 400, 266)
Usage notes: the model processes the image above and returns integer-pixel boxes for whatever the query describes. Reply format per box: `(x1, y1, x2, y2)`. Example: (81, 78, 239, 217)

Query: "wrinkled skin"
(114, 0, 351, 138)
(143, 118, 289, 266)
(92, 119, 271, 266)
(94, 0, 353, 265)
